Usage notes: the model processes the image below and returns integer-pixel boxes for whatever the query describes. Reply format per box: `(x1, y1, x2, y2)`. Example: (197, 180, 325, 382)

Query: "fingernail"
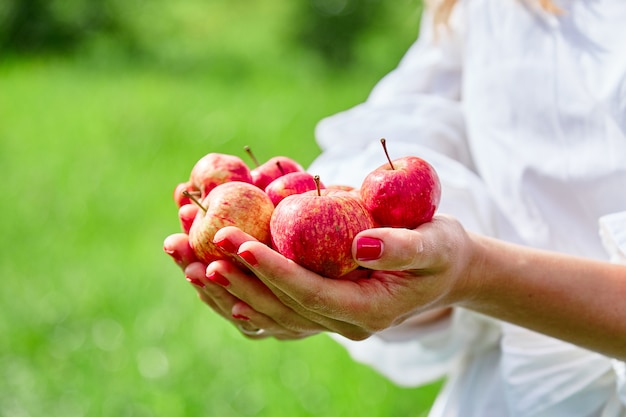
(206, 271, 230, 287)
(232, 314, 250, 321)
(238, 250, 258, 267)
(214, 237, 238, 254)
(356, 237, 383, 261)
(164, 247, 183, 264)
(185, 276, 205, 288)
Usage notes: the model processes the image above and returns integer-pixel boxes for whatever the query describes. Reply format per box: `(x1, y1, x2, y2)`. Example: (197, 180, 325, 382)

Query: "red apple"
(188, 182, 274, 264)
(265, 171, 324, 206)
(360, 139, 441, 229)
(190, 153, 253, 198)
(270, 177, 374, 278)
(244, 146, 304, 190)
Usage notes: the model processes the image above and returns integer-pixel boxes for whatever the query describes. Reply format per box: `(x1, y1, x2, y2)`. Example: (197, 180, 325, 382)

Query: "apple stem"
(243, 145, 260, 167)
(276, 160, 285, 175)
(380, 138, 395, 170)
(182, 190, 207, 213)
(313, 175, 322, 196)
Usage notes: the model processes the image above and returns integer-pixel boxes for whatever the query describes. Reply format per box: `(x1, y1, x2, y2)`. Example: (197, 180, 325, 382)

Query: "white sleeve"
(599, 211, 626, 264)
(329, 309, 501, 387)
(310, 4, 474, 186)
(599, 211, 626, 408)
(308, 5, 513, 388)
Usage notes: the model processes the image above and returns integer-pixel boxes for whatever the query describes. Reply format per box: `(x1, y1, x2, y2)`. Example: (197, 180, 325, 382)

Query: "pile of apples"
(172, 139, 441, 279)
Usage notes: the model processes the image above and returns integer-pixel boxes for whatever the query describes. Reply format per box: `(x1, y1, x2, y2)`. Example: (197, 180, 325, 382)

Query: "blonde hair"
(430, 0, 562, 26)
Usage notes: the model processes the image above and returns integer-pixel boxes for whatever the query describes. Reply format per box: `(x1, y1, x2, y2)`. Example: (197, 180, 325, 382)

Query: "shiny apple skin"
(190, 153, 253, 198)
(265, 172, 324, 206)
(360, 157, 441, 229)
(270, 190, 374, 278)
(251, 157, 304, 190)
(189, 182, 274, 264)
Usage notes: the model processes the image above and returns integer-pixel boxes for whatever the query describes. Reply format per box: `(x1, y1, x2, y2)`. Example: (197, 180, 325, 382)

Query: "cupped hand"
(212, 215, 478, 341)
(162, 227, 278, 339)
(163, 225, 326, 340)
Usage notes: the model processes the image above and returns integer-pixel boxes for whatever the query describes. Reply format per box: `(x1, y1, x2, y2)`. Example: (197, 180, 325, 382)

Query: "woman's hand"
(164, 211, 478, 341)
(204, 215, 477, 340)
(164, 209, 330, 340)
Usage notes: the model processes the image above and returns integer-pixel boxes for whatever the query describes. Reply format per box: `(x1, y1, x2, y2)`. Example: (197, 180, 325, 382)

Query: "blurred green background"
(0, 0, 443, 415)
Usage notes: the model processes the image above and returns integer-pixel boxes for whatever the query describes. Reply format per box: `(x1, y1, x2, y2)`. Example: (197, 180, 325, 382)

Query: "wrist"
(452, 231, 492, 309)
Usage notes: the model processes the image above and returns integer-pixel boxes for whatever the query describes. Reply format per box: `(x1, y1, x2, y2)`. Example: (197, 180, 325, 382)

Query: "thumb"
(352, 217, 458, 272)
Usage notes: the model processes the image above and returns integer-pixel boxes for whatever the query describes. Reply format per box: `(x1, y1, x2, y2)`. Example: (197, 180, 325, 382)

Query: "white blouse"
(307, 0, 626, 416)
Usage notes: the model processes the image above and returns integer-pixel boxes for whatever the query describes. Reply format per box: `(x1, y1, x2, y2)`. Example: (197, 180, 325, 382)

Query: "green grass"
(0, 2, 442, 416)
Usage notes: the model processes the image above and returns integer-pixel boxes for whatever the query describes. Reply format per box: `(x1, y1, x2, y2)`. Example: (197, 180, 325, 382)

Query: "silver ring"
(237, 324, 265, 336)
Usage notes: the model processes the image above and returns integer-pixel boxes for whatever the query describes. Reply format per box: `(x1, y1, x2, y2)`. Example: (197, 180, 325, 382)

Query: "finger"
(234, 240, 374, 339)
(197, 260, 247, 320)
(352, 216, 460, 272)
(212, 225, 266, 273)
(173, 181, 196, 207)
(212, 225, 259, 254)
(216, 226, 374, 338)
(207, 257, 327, 335)
(188, 260, 291, 339)
(179, 204, 198, 234)
(164, 233, 198, 269)
(184, 262, 232, 316)
(231, 301, 319, 340)
(184, 261, 208, 288)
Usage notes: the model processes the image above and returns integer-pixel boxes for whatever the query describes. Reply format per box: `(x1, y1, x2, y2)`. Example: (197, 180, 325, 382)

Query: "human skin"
(164, 215, 626, 359)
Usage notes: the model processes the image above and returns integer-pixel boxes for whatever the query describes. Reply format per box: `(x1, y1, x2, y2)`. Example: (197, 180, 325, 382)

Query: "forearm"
(462, 233, 626, 360)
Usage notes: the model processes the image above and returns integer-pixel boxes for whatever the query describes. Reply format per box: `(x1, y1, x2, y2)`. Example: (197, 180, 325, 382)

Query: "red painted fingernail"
(232, 314, 250, 321)
(214, 237, 237, 254)
(185, 276, 205, 288)
(206, 271, 230, 287)
(164, 247, 183, 264)
(238, 250, 258, 267)
(356, 237, 383, 261)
